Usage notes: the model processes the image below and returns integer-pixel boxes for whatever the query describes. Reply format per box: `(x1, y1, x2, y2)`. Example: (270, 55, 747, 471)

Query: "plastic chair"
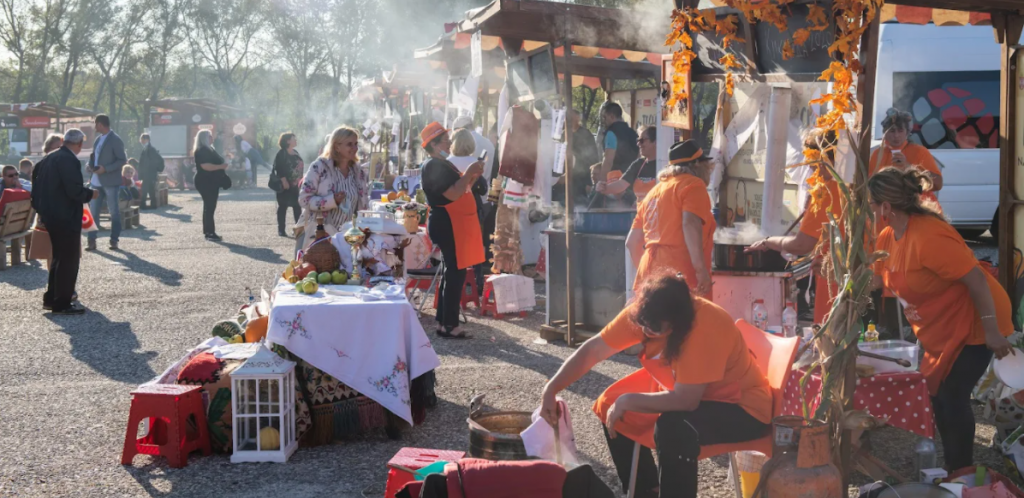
(121, 384, 211, 468)
(624, 319, 800, 498)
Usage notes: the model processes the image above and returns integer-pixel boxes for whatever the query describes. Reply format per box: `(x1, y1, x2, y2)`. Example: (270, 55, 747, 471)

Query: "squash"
(244, 316, 269, 343)
(387, 191, 399, 202)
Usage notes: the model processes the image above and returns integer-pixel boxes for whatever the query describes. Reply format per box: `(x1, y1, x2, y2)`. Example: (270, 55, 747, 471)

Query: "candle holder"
(343, 212, 366, 285)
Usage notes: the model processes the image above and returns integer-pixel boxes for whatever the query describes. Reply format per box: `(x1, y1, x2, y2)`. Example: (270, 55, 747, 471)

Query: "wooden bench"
(99, 196, 139, 229)
(1, 199, 34, 270)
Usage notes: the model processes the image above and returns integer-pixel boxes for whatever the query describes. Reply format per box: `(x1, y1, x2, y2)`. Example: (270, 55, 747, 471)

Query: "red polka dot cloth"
(782, 368, 935, 439)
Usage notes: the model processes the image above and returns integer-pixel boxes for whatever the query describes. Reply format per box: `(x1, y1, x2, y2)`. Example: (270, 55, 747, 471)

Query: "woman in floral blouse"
(297, 126, 369, 250)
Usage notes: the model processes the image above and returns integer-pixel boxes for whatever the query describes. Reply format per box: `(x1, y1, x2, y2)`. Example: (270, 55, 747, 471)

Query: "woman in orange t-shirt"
(625, 139, 716, 298)
(869, 167, 1012, 471)
(539, 272, 770, 498)
(748, 130, 842, 324)
(869, 108, 943, 211)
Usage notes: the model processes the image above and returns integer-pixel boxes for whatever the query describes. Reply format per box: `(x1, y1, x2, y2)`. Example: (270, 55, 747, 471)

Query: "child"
(121, 164, 141, 201)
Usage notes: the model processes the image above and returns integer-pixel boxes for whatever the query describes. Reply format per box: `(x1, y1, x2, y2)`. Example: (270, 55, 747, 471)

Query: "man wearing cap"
(420, 122, 487, 339)
(625, 139, 716, 298)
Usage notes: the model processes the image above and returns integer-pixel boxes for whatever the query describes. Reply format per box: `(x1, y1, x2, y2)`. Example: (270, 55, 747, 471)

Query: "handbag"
(217, 170, 232, 190)
(268, 171, 283, 192)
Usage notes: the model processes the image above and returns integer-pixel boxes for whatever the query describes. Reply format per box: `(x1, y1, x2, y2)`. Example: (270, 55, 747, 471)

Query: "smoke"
(713, 221, 764, 245)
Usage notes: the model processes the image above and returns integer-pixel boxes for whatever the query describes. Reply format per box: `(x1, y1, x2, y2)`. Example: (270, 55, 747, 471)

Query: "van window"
(892, 71, 1000, 150)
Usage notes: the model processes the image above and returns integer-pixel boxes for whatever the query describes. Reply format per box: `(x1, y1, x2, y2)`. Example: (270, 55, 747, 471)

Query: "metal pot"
(713, 243, 788, 272)
(467, 395, 532, 461)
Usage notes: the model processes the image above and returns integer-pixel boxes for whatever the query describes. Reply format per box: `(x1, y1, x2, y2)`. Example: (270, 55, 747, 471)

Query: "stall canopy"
(0, 102, 95, 120)
(415, 0, 668, 89)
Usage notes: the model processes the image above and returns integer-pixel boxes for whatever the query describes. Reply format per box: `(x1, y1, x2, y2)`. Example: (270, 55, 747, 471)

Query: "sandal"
(437, 327, 471, 339)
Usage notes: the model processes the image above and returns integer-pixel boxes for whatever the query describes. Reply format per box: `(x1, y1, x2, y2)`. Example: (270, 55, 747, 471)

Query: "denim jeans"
(88, 185, 121, 244)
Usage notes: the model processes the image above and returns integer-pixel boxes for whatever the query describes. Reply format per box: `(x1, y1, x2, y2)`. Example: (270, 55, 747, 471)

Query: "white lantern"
(230, 345, 297, 463)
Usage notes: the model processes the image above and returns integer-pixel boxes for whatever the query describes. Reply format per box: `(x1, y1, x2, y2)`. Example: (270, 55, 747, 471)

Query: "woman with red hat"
(420, 122, 487, 338)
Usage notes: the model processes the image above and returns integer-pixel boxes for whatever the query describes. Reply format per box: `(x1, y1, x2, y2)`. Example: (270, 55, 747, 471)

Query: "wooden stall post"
(997, 14, 1024, 294)
(563, 38, 578, 346)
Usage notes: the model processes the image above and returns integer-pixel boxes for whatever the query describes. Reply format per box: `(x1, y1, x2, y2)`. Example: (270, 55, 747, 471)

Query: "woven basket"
(304, 216, 341, 273)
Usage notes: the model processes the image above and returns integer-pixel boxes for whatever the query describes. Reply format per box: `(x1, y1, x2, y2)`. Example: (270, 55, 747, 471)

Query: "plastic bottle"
(865, 321, 879, 342)
(782, 302, 798, 338)
(752, 300, 769, 331)
(914, 438, 937, 479)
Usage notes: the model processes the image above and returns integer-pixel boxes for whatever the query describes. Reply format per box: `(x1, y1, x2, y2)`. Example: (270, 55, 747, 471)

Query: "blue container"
(573, 210, 637, 234)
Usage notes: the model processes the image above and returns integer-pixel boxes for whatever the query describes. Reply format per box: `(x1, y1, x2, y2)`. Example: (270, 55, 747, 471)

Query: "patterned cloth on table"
(782, 368, 935, 438)
(267, 281, 441, 425)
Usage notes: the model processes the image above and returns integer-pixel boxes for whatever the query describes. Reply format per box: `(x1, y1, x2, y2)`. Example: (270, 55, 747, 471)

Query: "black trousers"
(140, 177, 158, 208)
(276, 189, 301, 233)
(932, 344, 992, 471)
(604, 402, 769, 498)
(44, 223, 82, 311)
(429, 217, 465, 330)
(198, 186, 219, 235)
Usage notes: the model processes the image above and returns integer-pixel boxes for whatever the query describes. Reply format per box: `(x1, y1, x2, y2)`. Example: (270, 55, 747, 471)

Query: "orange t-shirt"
(800, 179, 843, 324)
(874, 215, 1012, 347)
(600, 298, 772, 424)
(869, 143, 942, 209)
(630, 173, 715, 291)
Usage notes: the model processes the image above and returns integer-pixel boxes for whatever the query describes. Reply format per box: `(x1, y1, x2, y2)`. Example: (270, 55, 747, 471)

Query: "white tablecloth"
(267, 282, 440, 424)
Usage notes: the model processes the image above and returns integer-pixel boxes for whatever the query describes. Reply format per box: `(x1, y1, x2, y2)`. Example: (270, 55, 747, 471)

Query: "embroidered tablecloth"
(267, 282, 440, 424)
(781, 368, 935, 439)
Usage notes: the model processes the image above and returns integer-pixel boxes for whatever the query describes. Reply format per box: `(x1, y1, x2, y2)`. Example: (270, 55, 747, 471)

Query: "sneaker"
(52, 303, 86, 315)
(205, 233, 222, 242)
(109, 241, 119, 251)
(86, 239, 97, 251)
(278, 230, 288, 237)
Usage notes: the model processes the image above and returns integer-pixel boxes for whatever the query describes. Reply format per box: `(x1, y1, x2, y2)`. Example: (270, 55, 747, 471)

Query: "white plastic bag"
(82, 205, 97, 233)
(520, 397, 579, 467)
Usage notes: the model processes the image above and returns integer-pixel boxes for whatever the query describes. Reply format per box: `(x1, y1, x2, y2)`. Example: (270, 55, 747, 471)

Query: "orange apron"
(635, 245, 712, 301)
(633, 178, 657, 204)
(437, 172, 485, 270)
(593, 348, 676, 449)
(883, 266, 993, 395)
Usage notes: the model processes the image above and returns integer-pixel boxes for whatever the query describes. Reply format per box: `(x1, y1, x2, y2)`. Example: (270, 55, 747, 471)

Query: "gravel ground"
(0, 187, 1012, 497)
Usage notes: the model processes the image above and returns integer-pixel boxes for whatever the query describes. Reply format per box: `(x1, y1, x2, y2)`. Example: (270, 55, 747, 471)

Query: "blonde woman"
(298, 126, 369, 250)
(192, 129, 230, 241)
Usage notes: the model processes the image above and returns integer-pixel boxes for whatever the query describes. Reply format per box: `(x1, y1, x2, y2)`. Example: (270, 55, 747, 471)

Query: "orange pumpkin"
(244, 316, 269, 343)
(387, 191, 399, 202)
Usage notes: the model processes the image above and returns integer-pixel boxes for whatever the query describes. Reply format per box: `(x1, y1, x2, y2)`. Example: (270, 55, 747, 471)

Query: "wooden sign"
(661, 55, 693, 130)
(753, 2, 836, 75)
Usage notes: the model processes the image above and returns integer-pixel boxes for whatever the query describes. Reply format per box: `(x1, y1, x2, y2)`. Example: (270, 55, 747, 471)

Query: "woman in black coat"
(273, 132, 304, 237)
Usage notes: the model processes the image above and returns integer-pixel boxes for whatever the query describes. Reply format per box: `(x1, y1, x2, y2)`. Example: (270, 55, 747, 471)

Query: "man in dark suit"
(137, 133, 164, 209)
(31, 129, 99, 315)
(85, 114, 127, 251)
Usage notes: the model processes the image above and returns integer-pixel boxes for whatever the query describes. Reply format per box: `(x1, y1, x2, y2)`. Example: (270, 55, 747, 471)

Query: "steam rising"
(714, 222, 765, 245)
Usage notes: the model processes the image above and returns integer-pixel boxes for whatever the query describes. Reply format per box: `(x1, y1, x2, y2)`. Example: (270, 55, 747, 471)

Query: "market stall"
(0, 103, 95, 159)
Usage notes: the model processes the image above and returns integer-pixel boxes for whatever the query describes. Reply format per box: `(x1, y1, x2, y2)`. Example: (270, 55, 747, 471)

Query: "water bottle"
(782, 302, 797, 338)
(914, 438, 937, 479)
(752, 299, 769, 331)
(865, 321, 879, 342)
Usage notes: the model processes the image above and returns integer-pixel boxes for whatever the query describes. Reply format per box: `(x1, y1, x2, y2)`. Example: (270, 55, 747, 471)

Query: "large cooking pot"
(713, 243, 788, 272)
(467, 395, 531, 461)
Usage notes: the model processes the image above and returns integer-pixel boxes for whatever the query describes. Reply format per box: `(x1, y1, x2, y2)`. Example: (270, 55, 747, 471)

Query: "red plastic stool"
(480, 277, 528, 319)
(121, 384, 211, 468)
(384, 447, 466, 498)
(432, 267, 480, 310)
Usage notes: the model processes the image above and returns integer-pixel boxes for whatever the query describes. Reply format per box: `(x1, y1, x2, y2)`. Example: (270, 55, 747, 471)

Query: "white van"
(874, 24, 1011, 238)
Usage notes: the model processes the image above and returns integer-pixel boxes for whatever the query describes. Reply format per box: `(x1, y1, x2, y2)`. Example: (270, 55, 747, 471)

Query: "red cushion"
(446, 458, 565, 498)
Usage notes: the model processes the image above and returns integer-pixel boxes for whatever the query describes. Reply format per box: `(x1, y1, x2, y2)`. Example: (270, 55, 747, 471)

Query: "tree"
(266, 0, 330, 121)
(25, 0, 73, 101)
(183, 0, 267, 105)
(139, 0, 188, 103)
(55, 0, 107, 106)
(0, 0, 30, 101)
(91, 1, 146, 123)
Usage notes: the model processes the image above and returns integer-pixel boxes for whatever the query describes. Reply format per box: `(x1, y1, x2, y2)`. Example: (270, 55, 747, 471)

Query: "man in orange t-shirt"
(869, 108, 942, 211)
(626, 140, 716, 298)
(538, 273, 770, 498)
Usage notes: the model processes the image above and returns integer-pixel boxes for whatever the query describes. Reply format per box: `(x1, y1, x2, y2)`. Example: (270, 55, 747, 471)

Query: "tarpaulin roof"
(0, 102, 95, 119)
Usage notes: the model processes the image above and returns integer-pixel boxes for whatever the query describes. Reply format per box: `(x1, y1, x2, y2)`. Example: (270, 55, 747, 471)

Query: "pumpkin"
(387, 191, 399, 202)
(245, 316, 269, 343)
(259, 426, 281, 450)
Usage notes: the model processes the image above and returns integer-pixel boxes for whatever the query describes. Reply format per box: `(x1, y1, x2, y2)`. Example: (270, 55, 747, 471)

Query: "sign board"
(153, 113, 176, 126)
(232, 123, 247, 135)
(753, 3, 836, 75)
(661, 55, 692, 130)
(506, 45, 558, 103)
(471, 31, 483, 78)
(0, 116, 19, 128)
(20, 116, 50, 128)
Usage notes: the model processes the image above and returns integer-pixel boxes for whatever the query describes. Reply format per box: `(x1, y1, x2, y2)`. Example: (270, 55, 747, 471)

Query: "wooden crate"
(157, 188, 169, 207)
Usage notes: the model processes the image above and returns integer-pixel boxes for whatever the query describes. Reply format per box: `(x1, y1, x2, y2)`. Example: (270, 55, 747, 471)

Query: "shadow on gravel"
(148, 205, 193, 223)
(46, 311, 157, 384)
(213, 240, 288, 265)
(0, 260, 48, 290)
(117, 227, 160, 242)
(95, 250, 184, 286)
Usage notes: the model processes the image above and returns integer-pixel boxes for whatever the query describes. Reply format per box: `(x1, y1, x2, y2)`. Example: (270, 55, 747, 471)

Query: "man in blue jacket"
(85, 114, 127, 251)
(31, 129, 99, 314)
